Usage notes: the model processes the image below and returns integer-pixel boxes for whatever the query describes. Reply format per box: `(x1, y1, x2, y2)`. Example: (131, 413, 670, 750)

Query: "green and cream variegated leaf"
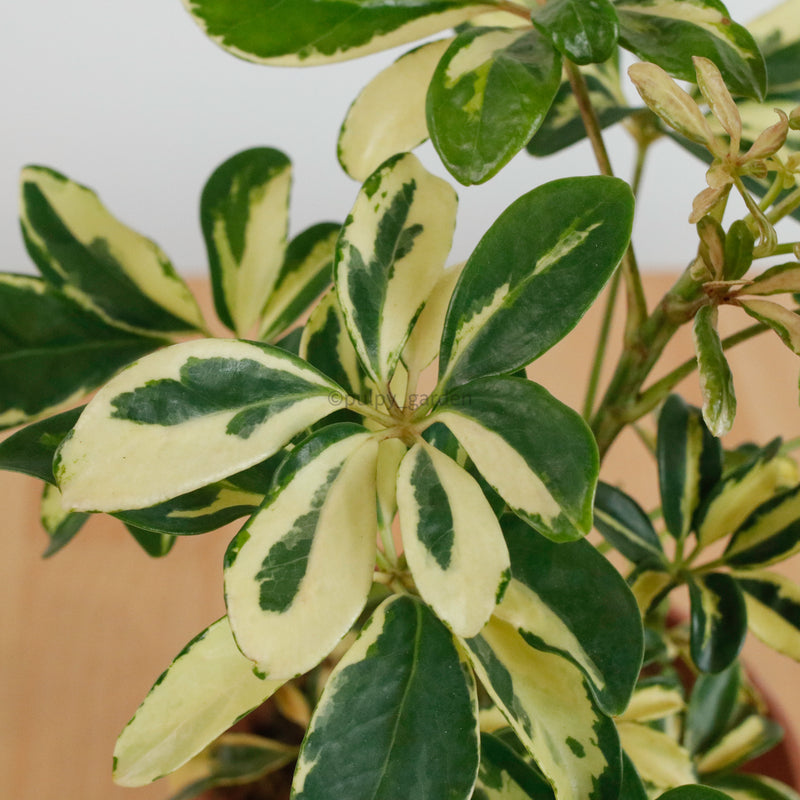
(114, 480, 264, 535)
(258, 222, 339, 342)
(616, 722, 696, 790)
(19, 166, 204, 334)
(532, 0, 619, 64)
(620, 682, 685, 723)
(614, 0, 767, 100)
(527, 60, 636, 156)
(694, 305, 736, 437)
(338, 39, 453, 181)
(434, 376, 599, 542)
(402, 261, 465, 381)
(0, 274, 164, 430)
(465, 616, 621, 800)
(335, 152, 457, 388)
(733, 569, 800, 660)
(438, 176, 633, 389)
(747, 0, 800, 100)
(56, 339, 341, 512)
(695, 714, 783, 775)
(724, 483, 800, 567)
(224, 424, 378, 678)
(495, 514, 642, 715)
(180, 0, 498, 66)
(40, 483, 89, 557)
(707, 772, 800, 800)
(739, 299, 800, 354)
(299, 288, 366, 400)
(168, 733, 297, 800)
(593, 481, 665, 565)
(657, 394, 722, 541)
(201, 148, 291, 336)
(743, 264, 800, 296)
(629, 566, 674, 614)
(125, 524, 177, 558)
(397, 439, 510, 636)
(684, 663, 741, 755)
(113, 617, 284, 787)
(0, 406, 82, 483)
(697, 443, 798, 548)
(689, 572, 747, 673)
(659, 789, 740, 800)
(427, 27, 562, 185)
(293, 595, 479, 800)
(476, 732, 556, 800)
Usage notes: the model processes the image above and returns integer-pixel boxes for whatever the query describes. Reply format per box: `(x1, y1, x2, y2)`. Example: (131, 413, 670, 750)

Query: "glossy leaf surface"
(438, 176, 633, 389)
(689, 572, 747, 673)
(427, 27, 562, 184)
(293, 595, 479, 800)
(435, 376, 598, 541)
(533, 0, 618, 64)
(694, 305, 736, 437)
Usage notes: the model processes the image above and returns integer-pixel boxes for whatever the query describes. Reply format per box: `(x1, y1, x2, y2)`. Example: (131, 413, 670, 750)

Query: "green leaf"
(396, 439, 510, 636)
(724, 484, 800, 567)
(0, 406, 82, 483)
(40, 483, 89, 557)
(125, 523, 177, 558)
(689, 572, 747, 673)
(724, 220, 755, 280)
(744, 263, 800, 296)
(621, 680, 685, 723)
(533, 0, 619, 64)
(335, 152, 457, 389)
(427, 27, 562, 185)
(739, 299, 800, 355)
(114, 477, 263, 535)
(434, 376, 599, 541)
(0, 274, 164, 430)
(619, 752, 649, 800)
(747, 0, 800, 101)
(694, 305, 736, 437)
(527, 59, 636, 156)
(684, 663, 741, 755)
(201, 148, 291, 335)
(696, 439, 795, 549)
(19, 166, 204, 334)
(438, 176, 633, 390)
(224, 424, 378, 678)
(657, 394, 722, 541)
(696, 714, 783, 775)
(113, 617, 285, 787)
(169, 734, 297, 800)
(180, 0, 497, 65)
(733, 569, 800, 661)
(617, 722, 696, 789)
(614, 0, 767, 100)
(338, 38, 453, 181)
(593, 481, 665, 564)
(299, 288, 366, 400)
(495, 514, 643, 715)
(476, 732, 556, 800)
(56, 339, 341, 512)
(629, 564, 674, 615)
(465, 616, 622, 800)
(293, 595, 479, 800)
(258, 222, 340, 342)
(656, 786, 733, 800)
(707, 772, 800, 800)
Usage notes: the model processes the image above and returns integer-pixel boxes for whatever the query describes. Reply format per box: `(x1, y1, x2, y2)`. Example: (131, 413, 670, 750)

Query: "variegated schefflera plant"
(46, 151, 651, 800)
(0, 146, 340, 556)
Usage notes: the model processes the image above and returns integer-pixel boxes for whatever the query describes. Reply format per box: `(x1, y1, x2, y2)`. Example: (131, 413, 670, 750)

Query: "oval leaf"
(696, 714, 783, 774)
(707, 772, 800, 800)
(477, 732, 556, 800)
(693, 305, 737, 437)
(201, 148, 291, 335)
(293, 595, 479, 800)
(20, 166, 204, 334)
(56, 338, 341, 512)
(494, 514, 643, 715)
(113, 617, 285, 787)
(532, 0, 619, 64)
(224, 424, 378, 678)
(0, 274, 164, 429)
(180, 0, 496, 65)
(465, 616, 622, 800)
(427, 27, 562, 185)
(617, 722, 696, 790)
(438, 176, 633, 390)
(434, 376, 599, 541)
(684, 663, 741, 755)
(40, 483, 89, 557)
(335, 152, 457, 388)
(397, 440, 510, 636)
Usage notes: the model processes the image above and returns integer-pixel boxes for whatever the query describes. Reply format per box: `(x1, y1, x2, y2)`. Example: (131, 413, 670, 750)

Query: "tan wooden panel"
(3, 275, 800, 797)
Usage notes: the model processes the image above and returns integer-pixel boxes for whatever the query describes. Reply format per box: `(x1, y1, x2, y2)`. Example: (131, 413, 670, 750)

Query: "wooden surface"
(4, 275, 800, 798)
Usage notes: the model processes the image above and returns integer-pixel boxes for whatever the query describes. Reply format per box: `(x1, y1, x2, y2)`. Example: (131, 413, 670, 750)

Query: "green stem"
(759, 173, 788, 212)
(767, 185, 800, 225)
(583, 267, 622, 420)
(754, 241, 799, 258)
(378, 520, 398, 568)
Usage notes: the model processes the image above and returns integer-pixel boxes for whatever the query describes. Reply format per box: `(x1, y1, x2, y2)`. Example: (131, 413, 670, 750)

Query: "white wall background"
(2, 0, 794, 277)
